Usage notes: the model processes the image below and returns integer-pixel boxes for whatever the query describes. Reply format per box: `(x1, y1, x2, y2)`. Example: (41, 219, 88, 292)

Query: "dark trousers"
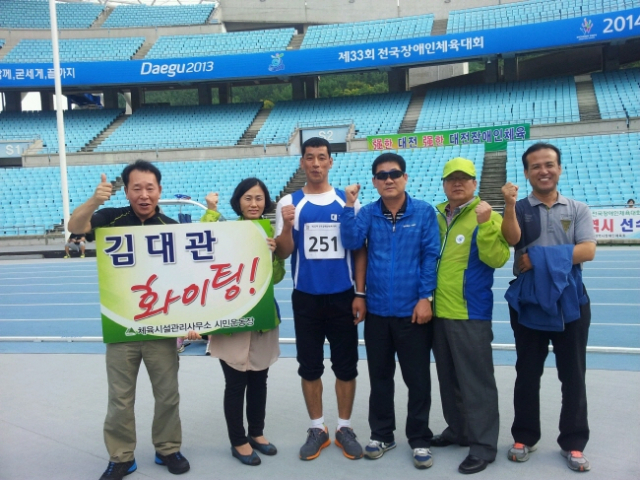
(432, 318, 499, 461)
(509, 296, 591, 452)
(292, 288, 359, 382)
(365, 313, 433, 449)
(220, 360, 269, 447)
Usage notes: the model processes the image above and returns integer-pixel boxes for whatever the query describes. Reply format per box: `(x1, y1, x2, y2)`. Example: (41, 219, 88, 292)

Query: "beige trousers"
(103, 338, 182, 462)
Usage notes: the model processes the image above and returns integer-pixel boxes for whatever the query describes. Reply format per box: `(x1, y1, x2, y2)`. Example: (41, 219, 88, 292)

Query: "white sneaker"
(413, 448, 433, 469)
(364, 439, 396, 459)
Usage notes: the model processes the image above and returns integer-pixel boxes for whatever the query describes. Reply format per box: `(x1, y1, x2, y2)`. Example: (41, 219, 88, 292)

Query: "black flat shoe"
(231, 446, 261, 466)
(249, 437, 278, 456)
(458, 455, 489, 474)
(430, 434, 455, 447)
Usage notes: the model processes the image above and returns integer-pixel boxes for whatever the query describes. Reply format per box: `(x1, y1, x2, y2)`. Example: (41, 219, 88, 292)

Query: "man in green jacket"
(430, 157, 510, 475)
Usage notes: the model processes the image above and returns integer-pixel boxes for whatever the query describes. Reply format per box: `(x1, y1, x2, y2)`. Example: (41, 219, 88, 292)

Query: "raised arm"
(501, 182, 521, 246)
(200, 192, 222, 223)
(274, 201, 295, 259)
(340, 184, 369, 250)
(476, 202, 511, 269)
(68, 173, 113, 234)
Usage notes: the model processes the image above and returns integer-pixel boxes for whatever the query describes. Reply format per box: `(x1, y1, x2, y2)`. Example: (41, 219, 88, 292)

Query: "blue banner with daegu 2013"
(1, 8, 639, 89)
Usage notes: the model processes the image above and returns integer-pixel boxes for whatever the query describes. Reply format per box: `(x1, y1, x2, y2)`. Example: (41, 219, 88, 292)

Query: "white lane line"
(492, 287, 640, 291)
(584, 268, 640, 270)
(0, 318, 100, 322)
(0, 282, 99, 286)
(0, 303, 99, 306)
(495, 276, 640, 279)
(0, 270, 96, 274)
(0, 292, 98, 295)
(491, 320, 640, 326)
(0, 337, 638, 354)
(494, 301, 640, 306)
(0, 275, 97, 280)
(2, 319, 639, 327)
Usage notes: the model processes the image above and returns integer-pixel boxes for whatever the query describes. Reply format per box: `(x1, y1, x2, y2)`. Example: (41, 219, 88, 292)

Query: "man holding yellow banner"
(69, 160, 190, 480)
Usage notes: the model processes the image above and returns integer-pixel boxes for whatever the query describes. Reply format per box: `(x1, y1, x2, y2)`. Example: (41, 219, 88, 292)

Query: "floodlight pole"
(49, 0, 71, 239)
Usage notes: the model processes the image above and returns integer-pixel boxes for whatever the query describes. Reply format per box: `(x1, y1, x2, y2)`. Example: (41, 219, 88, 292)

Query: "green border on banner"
(97, 219, 276, 344)
(100, 283, 275, 343)
(367, 124, 530, 152)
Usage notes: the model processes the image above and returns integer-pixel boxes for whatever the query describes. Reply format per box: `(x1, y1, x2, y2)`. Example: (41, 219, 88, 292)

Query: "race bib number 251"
(303, 223, 345, 260)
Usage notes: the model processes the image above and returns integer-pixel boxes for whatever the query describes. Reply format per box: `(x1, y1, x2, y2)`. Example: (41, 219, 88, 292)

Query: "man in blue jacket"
(340, 152, 440, 469)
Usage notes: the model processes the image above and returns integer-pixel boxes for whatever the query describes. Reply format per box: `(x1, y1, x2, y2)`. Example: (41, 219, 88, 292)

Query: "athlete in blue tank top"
(275, 137, 367, 461)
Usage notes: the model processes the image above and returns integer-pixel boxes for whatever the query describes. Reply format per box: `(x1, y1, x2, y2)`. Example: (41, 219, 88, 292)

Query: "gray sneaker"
(561, 450, 591, 472)
(335, 427, 363, 459)
(364, 439, 397, 459)
(508, 442, 537, 462)
(299, 427, 331, 460)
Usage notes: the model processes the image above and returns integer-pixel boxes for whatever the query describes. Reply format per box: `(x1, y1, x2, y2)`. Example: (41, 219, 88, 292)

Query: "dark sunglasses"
(374, 170, 404, 181)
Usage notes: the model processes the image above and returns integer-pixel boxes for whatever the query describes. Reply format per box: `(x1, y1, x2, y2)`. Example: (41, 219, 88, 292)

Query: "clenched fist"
(205, 192, 219, 211)
(502, 182, 519, 207)
(475, 200, 492, 224)
(93, 173, 113, 206)
(345, 184, 360, 207)
(280, 204, 295, 228)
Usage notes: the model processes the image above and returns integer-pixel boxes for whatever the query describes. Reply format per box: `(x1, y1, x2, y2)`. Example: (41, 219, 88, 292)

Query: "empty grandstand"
(1, 38, 146, 64)
(332, 144, 484, 205)
(253, 93, 412, 145)
(101, 3, 216, 29)
(416, 77, 580, 131)
(506, 133, 640, 205)
(592, 67, 640, 119)
(95, 104, 262, 152)
(0, 155, 299, 235)
(0, 109, 124, 154)
(0, 162, 125, 236)
(146, 29, 296, 59)
(0, 0, 104, 29)
(447, 0, 640, 34)
(300, 15, 434, 49)
(1, 0, 640, 241)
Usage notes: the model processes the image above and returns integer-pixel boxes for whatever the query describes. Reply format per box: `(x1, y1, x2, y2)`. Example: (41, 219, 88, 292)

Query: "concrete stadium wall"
(22, 143, 291, 167)
(219, 0, 524, 24)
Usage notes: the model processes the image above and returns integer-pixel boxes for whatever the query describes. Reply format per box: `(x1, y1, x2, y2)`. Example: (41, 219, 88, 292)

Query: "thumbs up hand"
(93, 173, 113, 206)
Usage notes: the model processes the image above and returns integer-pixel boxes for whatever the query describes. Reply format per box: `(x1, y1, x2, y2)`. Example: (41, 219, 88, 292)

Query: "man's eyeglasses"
(374, 170, 404, 181)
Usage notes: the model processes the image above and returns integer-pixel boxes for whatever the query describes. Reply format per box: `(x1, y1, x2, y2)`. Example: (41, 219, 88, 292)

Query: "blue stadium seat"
(95, 104, 261, 152)
(416, 77, 580, 130)
(254, 93, 411, 145)
(0, 0, 103, 29)
(592, 68, 640, 120)
(0, 109, 124, 154)
(301, 15, 434, 49)
(447, 0, 640, 34)
(506, 132, 640, 207)
(1, 38, 145, 64)
(146, 29, 295, 59)
(101, 4, 216, 29)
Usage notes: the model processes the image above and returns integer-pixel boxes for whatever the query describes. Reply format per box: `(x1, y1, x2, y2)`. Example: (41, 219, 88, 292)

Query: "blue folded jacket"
(505, 244, 587, 331)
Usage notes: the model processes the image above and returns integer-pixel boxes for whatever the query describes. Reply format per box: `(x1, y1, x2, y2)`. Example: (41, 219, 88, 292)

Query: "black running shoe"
(155, 451, 190, 474)
(99, 459, 136, 480)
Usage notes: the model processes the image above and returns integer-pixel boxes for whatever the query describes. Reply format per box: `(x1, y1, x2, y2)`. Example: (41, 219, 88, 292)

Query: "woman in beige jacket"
(187, 178, 285, 466)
